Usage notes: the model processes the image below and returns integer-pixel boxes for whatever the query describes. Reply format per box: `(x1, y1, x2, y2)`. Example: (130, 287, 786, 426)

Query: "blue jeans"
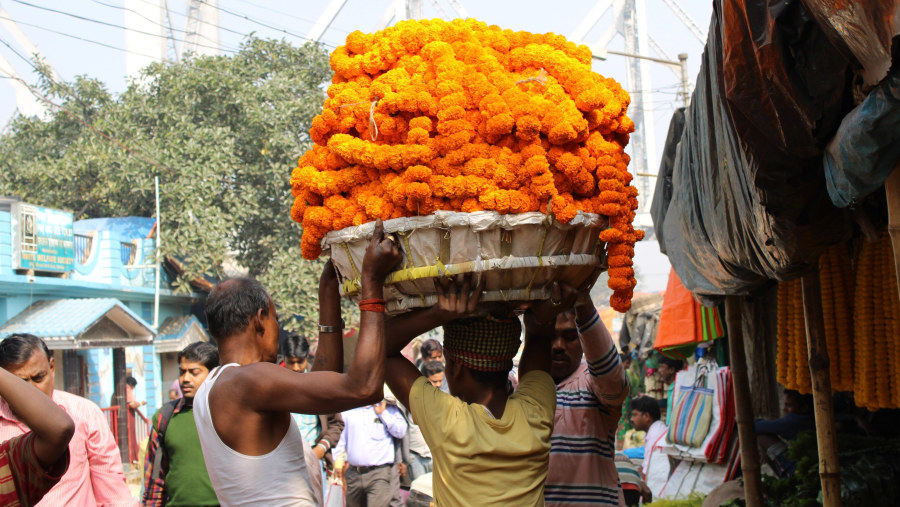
(408, 452, 432, 481)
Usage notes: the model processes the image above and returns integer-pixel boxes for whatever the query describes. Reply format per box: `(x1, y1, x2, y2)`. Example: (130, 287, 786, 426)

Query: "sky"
(0, 0, 714, 293)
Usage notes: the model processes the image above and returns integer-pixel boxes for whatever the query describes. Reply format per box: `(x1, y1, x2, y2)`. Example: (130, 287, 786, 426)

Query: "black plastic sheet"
(649, 107, 685, 256)
(651, 0, 856, 304)
(801, 0, 898, 86)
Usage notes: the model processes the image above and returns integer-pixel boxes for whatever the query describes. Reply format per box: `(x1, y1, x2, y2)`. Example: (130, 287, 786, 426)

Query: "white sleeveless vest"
(193, 363, 318, 506)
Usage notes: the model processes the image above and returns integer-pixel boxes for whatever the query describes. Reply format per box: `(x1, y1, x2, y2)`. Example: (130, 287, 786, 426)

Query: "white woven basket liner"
(323, 210, 609, 315)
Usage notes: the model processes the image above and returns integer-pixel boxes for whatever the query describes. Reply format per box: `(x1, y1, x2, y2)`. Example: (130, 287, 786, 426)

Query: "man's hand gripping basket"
(325, 210, 608, 315)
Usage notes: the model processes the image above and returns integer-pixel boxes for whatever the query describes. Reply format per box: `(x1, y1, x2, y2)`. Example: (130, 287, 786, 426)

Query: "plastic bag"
(324, 482, 345, 507)
(824, 63, 900, 208)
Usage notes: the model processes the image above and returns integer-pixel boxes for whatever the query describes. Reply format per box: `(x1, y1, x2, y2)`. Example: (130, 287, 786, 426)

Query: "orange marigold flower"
(292, 18, 639, 308)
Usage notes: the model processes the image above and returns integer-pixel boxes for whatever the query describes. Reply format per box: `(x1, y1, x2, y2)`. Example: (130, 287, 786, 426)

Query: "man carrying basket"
(382, 278, 577, 505)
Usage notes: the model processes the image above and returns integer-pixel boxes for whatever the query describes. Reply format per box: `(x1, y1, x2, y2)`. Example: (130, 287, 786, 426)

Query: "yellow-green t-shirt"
(409, 370, 557, 506)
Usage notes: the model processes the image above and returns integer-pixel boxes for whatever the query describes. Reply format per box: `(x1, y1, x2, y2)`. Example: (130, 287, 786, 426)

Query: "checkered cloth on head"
(442, 314, 522, 372)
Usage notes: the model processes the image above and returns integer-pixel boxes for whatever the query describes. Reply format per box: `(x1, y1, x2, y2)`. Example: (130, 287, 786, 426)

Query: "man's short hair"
(205, 277, 272, 342)
(784, 389, 814, 412)
(126, 376, 138, 387)
(631, 395, 661, 421)
(421, 360, 444, 378)
(0, 333, 51, 368)
(420, 339, 442, 360)
(178, 341, 220, 371)
(281, 333, 310, 361)
(659, 357, 684, 371)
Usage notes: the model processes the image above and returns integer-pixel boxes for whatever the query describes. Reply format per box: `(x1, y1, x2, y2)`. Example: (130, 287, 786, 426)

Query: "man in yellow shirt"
(384, 279, 575, 505)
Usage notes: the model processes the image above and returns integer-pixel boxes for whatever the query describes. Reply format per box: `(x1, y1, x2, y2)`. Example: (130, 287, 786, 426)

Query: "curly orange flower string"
(291, 18, 642, 311)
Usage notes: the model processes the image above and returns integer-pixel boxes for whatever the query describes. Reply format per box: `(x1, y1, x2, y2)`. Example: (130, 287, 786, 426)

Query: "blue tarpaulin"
(824, 65, 900, 208)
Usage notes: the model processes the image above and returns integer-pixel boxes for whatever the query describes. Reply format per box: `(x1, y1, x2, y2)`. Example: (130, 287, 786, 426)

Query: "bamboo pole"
(885, 162, 900, 299)
(801, 269, 841, 506)
(725, 296, 763, 507)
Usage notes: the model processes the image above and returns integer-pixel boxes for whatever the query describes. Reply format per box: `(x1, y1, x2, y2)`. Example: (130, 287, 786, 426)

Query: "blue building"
(0, 198, 208, 463)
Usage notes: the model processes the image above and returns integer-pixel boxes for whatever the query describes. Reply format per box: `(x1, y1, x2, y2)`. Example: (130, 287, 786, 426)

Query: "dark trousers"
(345, 463, 393, 507)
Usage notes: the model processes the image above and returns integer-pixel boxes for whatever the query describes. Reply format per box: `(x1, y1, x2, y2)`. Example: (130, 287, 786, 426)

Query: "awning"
(154, 315, 209, 353)
(0, 298, 155, 349)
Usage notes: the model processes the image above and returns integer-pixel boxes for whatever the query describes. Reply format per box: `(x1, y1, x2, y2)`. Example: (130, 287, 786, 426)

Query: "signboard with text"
(11, 202, 75, 272)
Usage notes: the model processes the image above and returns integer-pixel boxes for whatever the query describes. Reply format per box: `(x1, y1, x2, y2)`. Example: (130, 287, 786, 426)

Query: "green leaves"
(0, 37, 332, 335)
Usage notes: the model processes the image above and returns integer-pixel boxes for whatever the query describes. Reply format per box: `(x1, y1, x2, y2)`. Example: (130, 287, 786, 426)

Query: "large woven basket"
(323, 210, 609, 315)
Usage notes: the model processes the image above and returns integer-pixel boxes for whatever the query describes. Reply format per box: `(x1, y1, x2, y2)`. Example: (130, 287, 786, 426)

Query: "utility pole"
(593, 49, 690, 107)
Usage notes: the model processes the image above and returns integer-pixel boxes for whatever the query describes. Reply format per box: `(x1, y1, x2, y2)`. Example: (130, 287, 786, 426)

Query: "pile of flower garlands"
(290, 18, 643, 311)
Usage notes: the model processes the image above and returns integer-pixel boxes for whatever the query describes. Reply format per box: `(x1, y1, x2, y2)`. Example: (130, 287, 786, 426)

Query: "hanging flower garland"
(291, 18, 643, 311)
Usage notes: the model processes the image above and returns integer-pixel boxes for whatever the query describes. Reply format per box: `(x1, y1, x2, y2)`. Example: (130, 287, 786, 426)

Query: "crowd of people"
(0, 221, 664, 506)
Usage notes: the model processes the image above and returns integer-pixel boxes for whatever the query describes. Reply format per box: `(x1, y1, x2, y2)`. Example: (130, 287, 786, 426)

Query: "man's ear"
(252, 309, 265, 335)
(48, 356, 55, 372)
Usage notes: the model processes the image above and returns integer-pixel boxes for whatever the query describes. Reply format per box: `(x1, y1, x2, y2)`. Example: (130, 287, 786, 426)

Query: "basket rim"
(321, 210, 608, 248)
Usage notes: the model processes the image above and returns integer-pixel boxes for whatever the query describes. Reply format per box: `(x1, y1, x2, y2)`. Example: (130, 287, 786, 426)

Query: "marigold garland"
(291, 18, 642, 311)
(775, 234, 900, 410)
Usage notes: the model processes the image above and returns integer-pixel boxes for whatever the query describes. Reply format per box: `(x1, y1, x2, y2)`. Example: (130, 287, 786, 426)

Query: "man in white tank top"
(193, 220, 401, 506)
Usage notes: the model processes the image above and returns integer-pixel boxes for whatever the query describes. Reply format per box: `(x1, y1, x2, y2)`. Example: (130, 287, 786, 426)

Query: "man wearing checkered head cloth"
(382, 277, 578, 506)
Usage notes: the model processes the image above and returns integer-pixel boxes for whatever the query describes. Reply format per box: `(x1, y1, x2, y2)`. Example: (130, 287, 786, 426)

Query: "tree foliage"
(0, 38, 333, 334)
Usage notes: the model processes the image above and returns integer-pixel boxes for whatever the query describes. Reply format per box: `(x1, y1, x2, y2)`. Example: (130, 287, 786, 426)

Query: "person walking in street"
(192, 220, 400, 506)
(142, 341, 220, 506)
(544, 303, 630, 506)
(0, 359, 74, 506)
(334, 400, 407, 506)
(0, 334, 136, 507)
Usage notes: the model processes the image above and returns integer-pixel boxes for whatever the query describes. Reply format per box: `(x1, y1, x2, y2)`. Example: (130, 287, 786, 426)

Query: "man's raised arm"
(384, 277, 482, 409)
(248, 220, 401, 414)
(576, 302, 628, 404)
(0, 367, 74, 469)
(312, 260, 344, 374)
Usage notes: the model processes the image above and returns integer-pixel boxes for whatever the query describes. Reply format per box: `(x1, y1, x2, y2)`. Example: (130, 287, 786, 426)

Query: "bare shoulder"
(213, 362, 281, 390)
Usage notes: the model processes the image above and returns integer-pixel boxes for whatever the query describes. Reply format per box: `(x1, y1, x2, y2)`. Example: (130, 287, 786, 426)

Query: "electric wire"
(196, 1, 336, 49)
(89, 0, 243, 52)
(11, 0, 231, 54)
(229, 0, 353, 37)
(0, 15, 163, 60)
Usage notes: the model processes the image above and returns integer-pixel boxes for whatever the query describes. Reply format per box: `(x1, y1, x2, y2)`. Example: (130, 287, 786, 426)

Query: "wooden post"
(725, 296, 763, 507)
(801, 270, 841, 506)
(112, 347, 130, 468)
(885, 163, 900, 299)
(739, 288, 780, 419)
(62, 350, 82, 396)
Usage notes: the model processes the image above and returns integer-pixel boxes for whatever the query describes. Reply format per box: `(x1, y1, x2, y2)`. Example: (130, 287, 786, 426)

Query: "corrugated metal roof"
(155, 315, 209, 353)
(158, 315, 202, 341)
(0, 298, 155, 347)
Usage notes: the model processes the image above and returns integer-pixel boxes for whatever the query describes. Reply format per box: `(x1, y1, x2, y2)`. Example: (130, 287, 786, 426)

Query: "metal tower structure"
(183, 0, 220, 58)
(124, 0, 167, 80)
(0, 3, 61, 118)
(570, 0, 704, 220)
(124, 0, 220, 82)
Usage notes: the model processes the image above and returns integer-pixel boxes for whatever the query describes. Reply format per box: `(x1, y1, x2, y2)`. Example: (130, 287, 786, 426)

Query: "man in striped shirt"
(545, 302, 630, 506)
